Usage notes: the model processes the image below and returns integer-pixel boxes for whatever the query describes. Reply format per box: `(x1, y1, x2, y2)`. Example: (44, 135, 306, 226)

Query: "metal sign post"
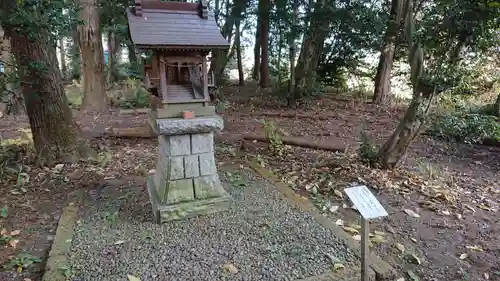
(360, 217, 369, 281)
(344, 185, 388, 281)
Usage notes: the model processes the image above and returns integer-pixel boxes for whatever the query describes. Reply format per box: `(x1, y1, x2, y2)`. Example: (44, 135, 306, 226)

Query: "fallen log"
(82, 126, 155, 138)
(87, 126, 346, 153)
(240, 112, 334, 120)
(243, 134, 345, 153)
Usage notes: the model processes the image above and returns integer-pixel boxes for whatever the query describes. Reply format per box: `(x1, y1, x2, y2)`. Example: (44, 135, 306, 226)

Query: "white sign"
(344, 185, 388, 220)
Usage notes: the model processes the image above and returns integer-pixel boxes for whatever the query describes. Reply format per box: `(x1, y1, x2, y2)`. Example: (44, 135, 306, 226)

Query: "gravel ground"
(69, 169, 359, 281)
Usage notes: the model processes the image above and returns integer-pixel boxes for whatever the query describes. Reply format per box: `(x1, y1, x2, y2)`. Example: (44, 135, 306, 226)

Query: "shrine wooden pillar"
(202, 56, 209, 100)
(159, 55, 168, 102)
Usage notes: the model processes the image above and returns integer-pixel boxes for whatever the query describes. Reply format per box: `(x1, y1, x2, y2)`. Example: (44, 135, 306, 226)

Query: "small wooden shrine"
(127, 0, 230, 223)
(127, 0, 228, 114)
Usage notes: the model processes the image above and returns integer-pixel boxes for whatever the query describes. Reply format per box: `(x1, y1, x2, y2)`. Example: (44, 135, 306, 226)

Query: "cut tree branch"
(243, 134, 345, 153)
(84, 126, 345, 153)
(238, 111, 336, 120)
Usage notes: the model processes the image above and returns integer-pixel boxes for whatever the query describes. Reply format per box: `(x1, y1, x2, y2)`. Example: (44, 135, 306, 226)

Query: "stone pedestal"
(148, 116, 230, 223)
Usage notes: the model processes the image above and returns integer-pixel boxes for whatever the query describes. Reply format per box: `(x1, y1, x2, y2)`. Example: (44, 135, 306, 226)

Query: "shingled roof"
(127, 0, 229, 49)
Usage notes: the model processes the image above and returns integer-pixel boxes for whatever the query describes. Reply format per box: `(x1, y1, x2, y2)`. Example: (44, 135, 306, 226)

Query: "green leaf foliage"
(428, 113, 500, 144)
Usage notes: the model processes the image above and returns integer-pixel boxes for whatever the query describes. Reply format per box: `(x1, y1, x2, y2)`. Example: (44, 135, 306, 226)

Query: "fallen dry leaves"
(222, 263, 239, 274)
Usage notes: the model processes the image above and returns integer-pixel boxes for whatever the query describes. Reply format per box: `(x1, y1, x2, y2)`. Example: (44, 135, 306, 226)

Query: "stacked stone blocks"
(154, 132, 223, 204)
(147, 116, 230, 223)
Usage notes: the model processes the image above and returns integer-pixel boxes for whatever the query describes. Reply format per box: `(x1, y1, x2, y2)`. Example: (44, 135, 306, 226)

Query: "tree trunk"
(7, 29, 93, 165)
(210, 0, 245, 84)
(70, 28, 81, 82)
(252, 17, 261, 80)
(376, 0, 429, 169)
(127, 43, 137, 65)
(376, 92, 432, 168)
(78, 0, 108, 112)
(235, 20, 244, 86)
(59, 37, 67, 80)
(106, 30, 119, 85)
(258, 0, 270, 88)
(372, 0, 403, 105)
(494, 93, 500, 117)
(243, 134, 344, 153)
(277, 27, 283, 85)
(214, 0, 220, 23)
(0, 26, 25, 115)
(294, 0, 329, 95)
(288, 0, 298, 103)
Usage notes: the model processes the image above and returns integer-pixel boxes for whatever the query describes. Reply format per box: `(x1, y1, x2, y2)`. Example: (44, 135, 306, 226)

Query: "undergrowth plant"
(0, 130, 34, 182)
(358, 125, 378, 165)
(428, 113, 500, 144)
(263, 120, 286, 157)
(7, 253, 42, 273)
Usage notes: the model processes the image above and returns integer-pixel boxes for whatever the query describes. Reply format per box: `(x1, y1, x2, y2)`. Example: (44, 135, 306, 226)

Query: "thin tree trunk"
(0, 26, 24, 115)
(127, 43, 137, 64)
(288, 0, 298, 103)
(494, 93, 500, 117)
(294, 0, 329, 95)
(252, 17, 261, 80)
(258, 0, 270, 88)
(59, 37, 67, 80)
(376, 0, 430, 169)
(78, 0, 108, 111)
(70, 28, 81, 82)
(235, 20, 244, 85)
(376, 92, 432, 168)
(106, 30, 117, 85)
(372, 0, 403, 105)
(210, 0, 245, 85)
(7, 29, 93, 165)
(277, 27, 283, 85)
(214, 0, 220, 23)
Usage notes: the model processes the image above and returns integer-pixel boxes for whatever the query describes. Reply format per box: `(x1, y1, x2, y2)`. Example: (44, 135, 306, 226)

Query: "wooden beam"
(202, 56, 209, 100)
(160, 56, 168, 102)
(163, 56, 202, 64)
(151, 53, 159, 78)
(160, 98, 209, 104)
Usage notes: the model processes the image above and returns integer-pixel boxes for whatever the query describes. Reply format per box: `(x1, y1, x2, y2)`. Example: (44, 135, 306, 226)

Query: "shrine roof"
(127, 0, 229, 49)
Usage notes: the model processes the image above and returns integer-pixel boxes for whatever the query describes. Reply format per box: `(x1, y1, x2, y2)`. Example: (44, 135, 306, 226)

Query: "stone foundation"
(148, 116, 230, 223)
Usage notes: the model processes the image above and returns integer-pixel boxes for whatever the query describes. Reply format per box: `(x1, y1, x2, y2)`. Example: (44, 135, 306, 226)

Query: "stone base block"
(151, 116, 224, 136)
(147, 176, 231, 223)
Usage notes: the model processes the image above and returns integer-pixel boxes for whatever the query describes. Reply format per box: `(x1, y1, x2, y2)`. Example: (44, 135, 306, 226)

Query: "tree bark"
(106, 30, 120, 85)
(127, 43, 137, 65)
(6, 29, 93, 165)
(59, 37, 67, 80)
(294, 0, 330, 96)
(210, 0, 246, 84)
(277, 27, 283, 85)
(243, 134, 344, 152)
(93, 127, 345, 153)
(375, 0, 430, 169)
(494, 93, 500, 117)
(0, 27, 25, 115)
(252, 16, 261, 80)
(288, 0, 298, 102)
(78, 0, 108, 111)
(372, 0, 403, 105)
(235, 20, 244, 85)
(376, 92, 432, 168)
(70, 28, 81, 82)
(258, 0, 270, 88)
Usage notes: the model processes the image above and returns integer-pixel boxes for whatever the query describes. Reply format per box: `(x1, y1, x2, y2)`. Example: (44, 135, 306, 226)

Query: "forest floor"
(0, 83, 499, 281)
